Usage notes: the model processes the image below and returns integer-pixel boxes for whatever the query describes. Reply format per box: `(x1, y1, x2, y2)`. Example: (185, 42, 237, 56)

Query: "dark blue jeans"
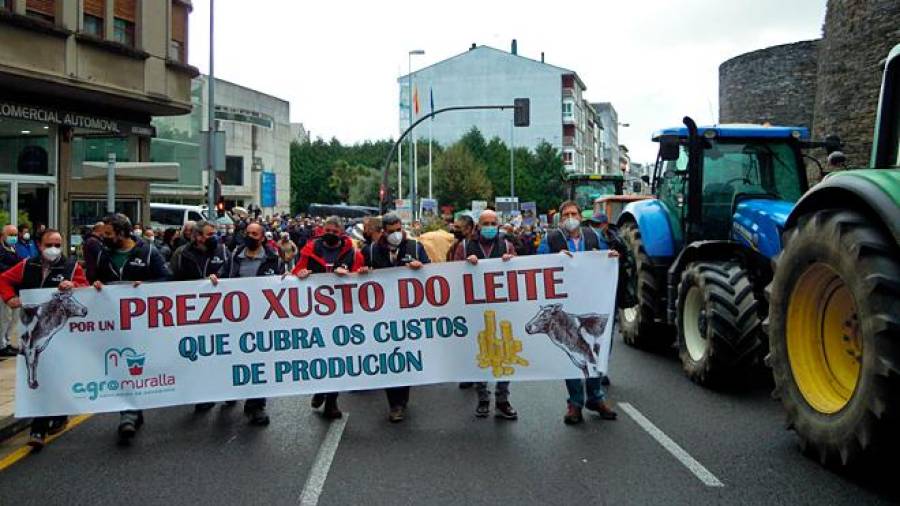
(565, 377, 605, 408)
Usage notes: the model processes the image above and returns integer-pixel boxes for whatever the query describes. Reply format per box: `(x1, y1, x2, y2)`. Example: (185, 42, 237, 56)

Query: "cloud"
(188, 0, 825, 163)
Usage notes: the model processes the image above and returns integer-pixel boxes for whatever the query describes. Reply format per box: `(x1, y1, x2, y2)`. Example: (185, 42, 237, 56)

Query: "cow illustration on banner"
(20, 291, 89, 389)
(525, 304, 610, 378)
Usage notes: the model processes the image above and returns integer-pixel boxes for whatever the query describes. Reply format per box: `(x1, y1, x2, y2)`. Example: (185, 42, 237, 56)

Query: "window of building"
(170, 1, 188, 62)
(562, 102, 573, 119)
(0, 0, 11, 11)
(223, 156, 244, 186)
(562, 151, 573, 165)
(26, 0, 55, 23)
(82, 0, 104, 36)
(113, 0, 136, 47)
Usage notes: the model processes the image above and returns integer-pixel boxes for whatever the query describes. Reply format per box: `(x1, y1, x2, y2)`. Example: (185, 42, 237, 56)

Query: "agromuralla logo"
(72, 347, 176, 401)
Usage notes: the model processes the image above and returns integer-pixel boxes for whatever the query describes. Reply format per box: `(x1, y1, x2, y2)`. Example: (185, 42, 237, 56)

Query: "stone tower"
(812, 0, 900, 166)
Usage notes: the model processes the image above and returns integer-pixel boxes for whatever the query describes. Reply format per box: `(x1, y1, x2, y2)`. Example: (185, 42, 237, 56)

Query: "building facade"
(592, 102, 620, 175)
(398, 43, 598, 173)
(0, 0, 196, 245)
(151, 75, 292, 214)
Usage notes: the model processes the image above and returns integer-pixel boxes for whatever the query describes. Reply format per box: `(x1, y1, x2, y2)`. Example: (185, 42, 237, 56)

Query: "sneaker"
(27, 431, 46, 451)
(494, 402, 518, 420)
(0, 345, 17, 357)
(388, 406, 405, 423)
(475, 400, 490, 418)
(458, 382, 473, 389)
(47, 417, 68, 436)
(194, 402, 215, 413)
(563, 404, 584, 425)
(585, 400, 618, 420)
(117, 412, 143, 442)
(323, 400, 343, 420)
(311, 393, 325, 409)
(245, 406, 270, 426)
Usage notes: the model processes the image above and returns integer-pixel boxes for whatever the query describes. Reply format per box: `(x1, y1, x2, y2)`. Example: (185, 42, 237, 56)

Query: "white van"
(149, 203, 208, 229)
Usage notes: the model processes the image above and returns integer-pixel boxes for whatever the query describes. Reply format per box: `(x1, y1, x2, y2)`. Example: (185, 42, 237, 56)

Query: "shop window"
(170, 1, 188, 62)
(82, 0, 104, 37)
(223, 156, 244, 186)
(26, 0, 55, 23)
(114, 0, 136, 47)
(0, 0, 11, 11)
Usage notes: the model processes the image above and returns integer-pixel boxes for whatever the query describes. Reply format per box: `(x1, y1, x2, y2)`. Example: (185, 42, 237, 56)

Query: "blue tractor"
(618, 118, 818, 385)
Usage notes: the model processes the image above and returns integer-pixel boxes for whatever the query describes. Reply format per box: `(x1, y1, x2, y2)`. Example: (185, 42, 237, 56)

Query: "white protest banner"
(16, 252, 618, 416)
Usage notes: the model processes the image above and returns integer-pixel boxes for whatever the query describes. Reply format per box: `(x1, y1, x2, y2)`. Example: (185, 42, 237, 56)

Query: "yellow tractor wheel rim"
(786, 263, 862, 414)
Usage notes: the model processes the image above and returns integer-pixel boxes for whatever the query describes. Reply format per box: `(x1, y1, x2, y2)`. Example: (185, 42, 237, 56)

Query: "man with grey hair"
(173, 220, 196, 250)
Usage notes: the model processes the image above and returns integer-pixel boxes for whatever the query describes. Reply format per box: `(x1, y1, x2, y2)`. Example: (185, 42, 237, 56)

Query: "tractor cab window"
(700, 140, 803, 239)
(656, 146, 689, 235)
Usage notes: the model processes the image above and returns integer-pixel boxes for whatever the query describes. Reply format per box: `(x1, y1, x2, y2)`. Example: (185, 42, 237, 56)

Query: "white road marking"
(298, 415, 349, 506)
(618, 402, 725, 488)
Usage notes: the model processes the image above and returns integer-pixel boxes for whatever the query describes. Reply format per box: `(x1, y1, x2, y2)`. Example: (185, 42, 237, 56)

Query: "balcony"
(562, 87, 575, 98)
(563, 135, 575, 147)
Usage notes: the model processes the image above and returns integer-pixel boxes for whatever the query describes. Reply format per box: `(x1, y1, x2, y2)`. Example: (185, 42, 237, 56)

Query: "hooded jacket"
(292, 235, 363, 274)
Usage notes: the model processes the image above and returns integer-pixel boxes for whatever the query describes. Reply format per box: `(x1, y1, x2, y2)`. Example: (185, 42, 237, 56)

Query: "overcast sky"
(187, 0, 826, 164)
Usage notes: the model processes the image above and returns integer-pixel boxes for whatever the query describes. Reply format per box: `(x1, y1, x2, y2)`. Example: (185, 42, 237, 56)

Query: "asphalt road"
(1, 333, 898, 506)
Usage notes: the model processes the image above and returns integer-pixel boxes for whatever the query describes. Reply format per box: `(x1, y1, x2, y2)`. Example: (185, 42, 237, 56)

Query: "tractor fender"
(665, 240, 746, 326)
(787, 170, 900, 246)
(732, 199, 794, 260)
(618, 199, 678, 259)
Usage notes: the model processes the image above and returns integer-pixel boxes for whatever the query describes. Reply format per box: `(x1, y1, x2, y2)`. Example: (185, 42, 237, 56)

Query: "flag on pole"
(413, 86, 420, 116)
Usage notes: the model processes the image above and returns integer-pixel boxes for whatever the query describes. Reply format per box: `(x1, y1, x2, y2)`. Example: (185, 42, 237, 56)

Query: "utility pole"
(206, 0, 216, 214)
(107, 152, 116, 214)
(407, 50, 424, 220)
(509, 119, 515, 197)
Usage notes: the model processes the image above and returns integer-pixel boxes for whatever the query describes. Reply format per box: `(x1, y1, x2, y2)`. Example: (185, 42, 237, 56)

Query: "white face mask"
(387, 231, 403, 246)
(562, 217, 581, 232)
(42, 247, 61, 262)
(22, 233, 30, 241)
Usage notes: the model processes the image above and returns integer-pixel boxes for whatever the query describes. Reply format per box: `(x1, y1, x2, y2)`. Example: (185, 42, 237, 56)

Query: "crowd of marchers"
(0, 198, 627, 451)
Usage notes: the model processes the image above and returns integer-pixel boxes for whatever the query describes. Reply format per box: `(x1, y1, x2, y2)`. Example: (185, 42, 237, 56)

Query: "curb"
(0, 416, 30, 443)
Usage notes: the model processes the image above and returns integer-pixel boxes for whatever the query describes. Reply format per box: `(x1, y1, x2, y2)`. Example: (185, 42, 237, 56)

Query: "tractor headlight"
(704, 129, 717, 140)
(791, 130, 801, 139)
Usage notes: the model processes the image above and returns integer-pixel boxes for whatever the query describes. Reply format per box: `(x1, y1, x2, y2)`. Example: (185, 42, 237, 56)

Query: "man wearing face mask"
(0, 228, 88, 449)
(170, 221, 230, 412)
(290, 215, 363, 419)
(537, 200, 619, 425)
(451, 209, 518, 420)
(15, 225, 38, 260)
(92, 213, 172, 442)
(446, 214, 474, 262)
(217, 222, 284, 426)
(362, 212, 430, 423)
(0, 224, 20, 356)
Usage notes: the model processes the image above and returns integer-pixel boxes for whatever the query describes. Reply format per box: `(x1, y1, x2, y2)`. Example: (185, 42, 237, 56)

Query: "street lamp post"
(407, 49, 424, 220)
(206, 0, 217, 214)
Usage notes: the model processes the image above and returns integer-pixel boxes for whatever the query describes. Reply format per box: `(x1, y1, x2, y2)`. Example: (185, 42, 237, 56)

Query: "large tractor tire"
(617, 222, 670, 349)
(767, 209, 900, 466)
(676, 261, 764, 386)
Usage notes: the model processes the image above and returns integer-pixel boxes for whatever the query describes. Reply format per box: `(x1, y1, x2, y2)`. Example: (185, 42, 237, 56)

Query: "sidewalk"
(0, 356, 30, 440)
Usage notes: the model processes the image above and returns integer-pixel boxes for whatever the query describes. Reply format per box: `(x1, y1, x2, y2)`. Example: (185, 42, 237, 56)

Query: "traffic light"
(216, 196, 225, 217)
(514, 98, 530, 127)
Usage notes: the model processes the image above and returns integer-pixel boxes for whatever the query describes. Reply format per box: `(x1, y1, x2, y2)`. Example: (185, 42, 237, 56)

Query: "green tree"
(290, 139, 333, 212)
(328, 160, 368, 203)
(518, 142, 567, 211)
(458, 127, 488, 164)
(435, 143, 493, 210)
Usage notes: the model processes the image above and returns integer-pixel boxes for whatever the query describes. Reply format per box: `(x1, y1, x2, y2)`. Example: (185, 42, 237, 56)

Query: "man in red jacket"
(290, 215, 364, 419)
(0, 228, 89, 450)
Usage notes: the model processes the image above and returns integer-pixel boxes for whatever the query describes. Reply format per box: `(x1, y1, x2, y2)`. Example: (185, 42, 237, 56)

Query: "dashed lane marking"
(0, 414, 92, 472)
(298, 414, 349, 506)
(618, 402, 725, 488)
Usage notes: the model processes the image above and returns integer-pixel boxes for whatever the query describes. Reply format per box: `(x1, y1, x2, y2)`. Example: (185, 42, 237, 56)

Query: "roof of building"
(652, 124, 811, 141)
(398, 45, 586, 89)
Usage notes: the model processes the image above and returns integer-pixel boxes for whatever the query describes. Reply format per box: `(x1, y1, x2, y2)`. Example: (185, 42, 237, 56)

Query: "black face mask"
(244, 237, 260, 250)
(102, 237, 120, 250)
(204, 236, 219, 251)
(322, 233, 341, 248)
(453, 229, 467, 240)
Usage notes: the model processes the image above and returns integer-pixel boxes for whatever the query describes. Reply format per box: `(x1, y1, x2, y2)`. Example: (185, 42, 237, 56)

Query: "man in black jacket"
(452, 210, 518, 420)
(170, 220, 231, 412)
(215, 222, 284, 425)
(82, 222, 105, 283)
(92, 213, 171, 443)
(363, 213, 430, 423)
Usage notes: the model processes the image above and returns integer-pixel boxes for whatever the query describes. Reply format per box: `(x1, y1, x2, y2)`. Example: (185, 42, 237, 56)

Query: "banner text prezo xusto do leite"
(16, 252, 617, 416)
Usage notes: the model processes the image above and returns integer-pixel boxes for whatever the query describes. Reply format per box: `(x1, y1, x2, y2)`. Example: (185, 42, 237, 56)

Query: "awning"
(81, 162, 179, 182)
